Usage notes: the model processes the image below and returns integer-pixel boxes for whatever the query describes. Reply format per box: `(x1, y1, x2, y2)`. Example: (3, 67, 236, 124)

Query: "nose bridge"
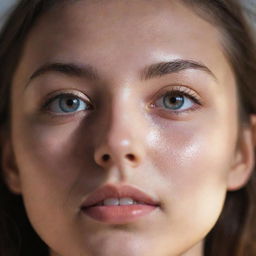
(110, 90, 136, 141)
(94, 89, 145, 169)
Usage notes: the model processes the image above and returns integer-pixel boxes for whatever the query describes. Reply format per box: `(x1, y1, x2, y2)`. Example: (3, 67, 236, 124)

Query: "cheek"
(149, 116, 237, 179)
(11, 119, 97, 247)
(11, 117, 101, 210)
(147, 114, 238, 229)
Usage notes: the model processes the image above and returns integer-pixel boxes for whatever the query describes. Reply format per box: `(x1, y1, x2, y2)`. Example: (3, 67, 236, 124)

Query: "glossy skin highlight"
(3, 0, 255, 256)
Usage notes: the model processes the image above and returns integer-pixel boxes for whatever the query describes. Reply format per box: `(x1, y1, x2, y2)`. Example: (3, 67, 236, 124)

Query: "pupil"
(60, 96, 80, 112)
(170, 97, 178, 103)
(66, 99, 75, 107)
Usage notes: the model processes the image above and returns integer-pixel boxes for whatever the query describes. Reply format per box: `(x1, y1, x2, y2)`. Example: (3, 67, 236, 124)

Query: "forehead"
(18, 0, 234, 87)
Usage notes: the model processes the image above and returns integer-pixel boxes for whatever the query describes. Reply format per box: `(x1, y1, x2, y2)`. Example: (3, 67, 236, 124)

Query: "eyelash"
(40, 86, 202, 117)
(151, 86, 202, 115)
(41, 92, 93, 115)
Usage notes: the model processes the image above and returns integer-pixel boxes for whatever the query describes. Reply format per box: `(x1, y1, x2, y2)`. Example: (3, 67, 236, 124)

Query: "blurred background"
(0, 0, 17, 27)
(0, 0, 255, 29)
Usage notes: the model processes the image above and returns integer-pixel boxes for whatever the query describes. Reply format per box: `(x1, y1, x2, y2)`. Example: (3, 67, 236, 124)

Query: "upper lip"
(81, 184, 160, 208)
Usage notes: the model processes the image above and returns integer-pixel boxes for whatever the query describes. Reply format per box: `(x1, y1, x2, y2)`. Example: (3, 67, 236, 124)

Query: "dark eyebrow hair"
(28, 59, 217, 85)
(29, 62, 100, 81)
(141, 59, 216, 81)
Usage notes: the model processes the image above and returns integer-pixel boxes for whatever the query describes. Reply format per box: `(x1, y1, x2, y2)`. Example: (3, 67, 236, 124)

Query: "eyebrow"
(141, 59, 216, 81)
(29, 62, 99, 81)
(28, 59, 217, 84)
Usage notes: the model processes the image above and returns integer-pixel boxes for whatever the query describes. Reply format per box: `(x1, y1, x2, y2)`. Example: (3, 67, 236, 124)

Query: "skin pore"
(2, 0, 255, 256)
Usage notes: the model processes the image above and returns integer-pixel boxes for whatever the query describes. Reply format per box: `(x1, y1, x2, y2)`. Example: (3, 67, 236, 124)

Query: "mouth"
(81, 184, 160, 224)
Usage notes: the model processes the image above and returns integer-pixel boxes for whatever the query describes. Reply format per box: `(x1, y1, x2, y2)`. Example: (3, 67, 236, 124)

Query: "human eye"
(42, 91, 93, 115)
(150, 85, 202, 115)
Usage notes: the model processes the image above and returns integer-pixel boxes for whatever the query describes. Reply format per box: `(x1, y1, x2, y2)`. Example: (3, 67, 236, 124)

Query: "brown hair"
(0, 0, 255, 255)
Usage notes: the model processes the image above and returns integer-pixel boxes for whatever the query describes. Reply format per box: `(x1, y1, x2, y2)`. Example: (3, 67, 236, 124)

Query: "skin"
(2, 0, 255, 256)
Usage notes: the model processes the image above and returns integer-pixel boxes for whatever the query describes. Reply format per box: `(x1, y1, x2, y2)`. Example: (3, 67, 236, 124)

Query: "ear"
(227, 115, 256, 191)
(1, 136, 22, 194)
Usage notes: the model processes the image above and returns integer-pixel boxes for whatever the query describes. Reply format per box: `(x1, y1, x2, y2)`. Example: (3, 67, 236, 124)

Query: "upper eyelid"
(157, 86, 202, 104)
(156, 84, 200, 95)
(42, 91, 92, 107)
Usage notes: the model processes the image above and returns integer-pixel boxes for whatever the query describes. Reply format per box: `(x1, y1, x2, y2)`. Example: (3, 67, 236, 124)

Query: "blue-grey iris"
(59, 96, 80, 113)
(163, 94, 184, 110)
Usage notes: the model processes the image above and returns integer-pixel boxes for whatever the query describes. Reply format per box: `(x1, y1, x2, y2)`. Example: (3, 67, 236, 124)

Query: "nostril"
(100, 153, 137, 163)
(126, 154, 136, 161)
(102, 154, 110, 162)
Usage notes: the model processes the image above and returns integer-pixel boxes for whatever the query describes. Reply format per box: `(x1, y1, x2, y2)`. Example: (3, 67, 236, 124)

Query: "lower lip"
(82, 204, 158, 224)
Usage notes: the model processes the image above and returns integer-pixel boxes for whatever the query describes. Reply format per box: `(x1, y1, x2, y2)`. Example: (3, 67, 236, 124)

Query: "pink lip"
(81, 184, 160, 224)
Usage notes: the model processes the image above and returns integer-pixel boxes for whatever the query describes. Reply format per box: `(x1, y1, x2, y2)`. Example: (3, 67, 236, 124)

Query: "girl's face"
(4, 1, 255, 256)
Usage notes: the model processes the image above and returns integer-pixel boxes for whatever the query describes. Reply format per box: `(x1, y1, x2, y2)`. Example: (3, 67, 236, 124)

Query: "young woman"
(0, 0, 255, 255)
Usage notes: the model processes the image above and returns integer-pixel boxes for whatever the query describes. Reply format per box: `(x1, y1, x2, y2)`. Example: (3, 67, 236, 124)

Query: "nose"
(94, 100, 145, 169)
(94, 137, 143, 169)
